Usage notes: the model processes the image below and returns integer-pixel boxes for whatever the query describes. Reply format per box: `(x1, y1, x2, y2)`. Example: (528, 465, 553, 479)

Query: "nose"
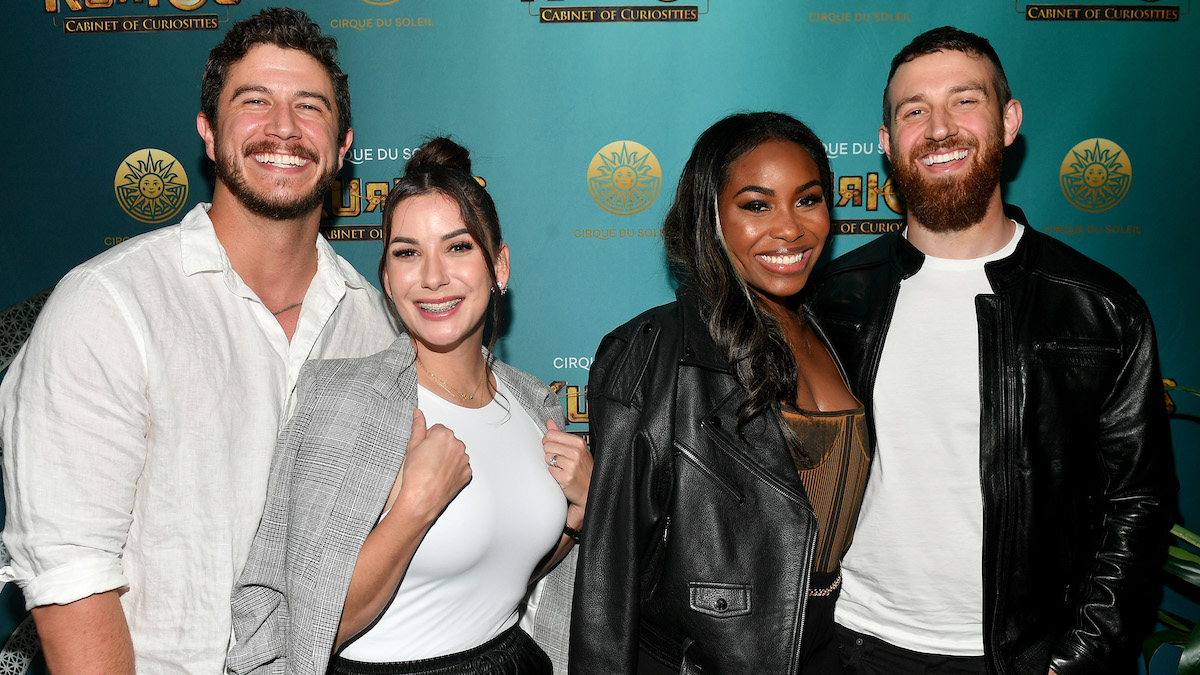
(926, 106, 957, 142)
(266, 104, 300, 140)
(773, 209, 807, 242)
(421, 252, 449, 290)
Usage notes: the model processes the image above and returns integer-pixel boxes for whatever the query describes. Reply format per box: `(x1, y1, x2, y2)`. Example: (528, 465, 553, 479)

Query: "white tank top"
(339, 377, 566, 660)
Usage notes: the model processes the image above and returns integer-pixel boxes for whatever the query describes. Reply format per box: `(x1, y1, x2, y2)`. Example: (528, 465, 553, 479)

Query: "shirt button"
(715, 598, 727, 611)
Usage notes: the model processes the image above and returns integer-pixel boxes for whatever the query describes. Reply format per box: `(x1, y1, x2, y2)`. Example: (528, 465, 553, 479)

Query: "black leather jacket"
(810, 206, 1177, 675)
(570, 286, 820, 674)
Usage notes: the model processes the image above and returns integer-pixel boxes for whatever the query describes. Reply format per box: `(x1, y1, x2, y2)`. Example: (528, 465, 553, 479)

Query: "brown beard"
(214, 138, 337, 221)
(890, 124, 1004, 233)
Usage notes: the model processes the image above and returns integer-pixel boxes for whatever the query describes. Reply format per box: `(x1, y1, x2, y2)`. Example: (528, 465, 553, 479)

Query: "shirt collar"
(178, 202, 369, 292)
(178, 203, 228, 277)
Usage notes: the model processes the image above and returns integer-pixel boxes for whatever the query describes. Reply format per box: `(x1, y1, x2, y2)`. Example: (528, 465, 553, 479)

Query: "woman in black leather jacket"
(570, 112, 868, 674)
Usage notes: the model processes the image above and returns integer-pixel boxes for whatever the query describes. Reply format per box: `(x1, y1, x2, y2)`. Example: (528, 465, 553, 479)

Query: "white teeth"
(760, 252, 804, 265)
(417, 299, 461, 313)
(254, 153, 309, 168)
(922, 149, 968, 166)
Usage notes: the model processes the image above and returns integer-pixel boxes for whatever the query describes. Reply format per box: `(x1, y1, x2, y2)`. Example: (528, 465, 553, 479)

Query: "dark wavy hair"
(663, 112, 833, 462)
(883, 26, 1011, 126)
(377, 137, 506, 358)
(201, 7, 352, 144)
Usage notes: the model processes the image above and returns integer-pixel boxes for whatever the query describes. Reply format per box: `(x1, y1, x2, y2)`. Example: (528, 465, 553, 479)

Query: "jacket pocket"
(1032, 339, 1120, 367)
(689, 582, 752, 618)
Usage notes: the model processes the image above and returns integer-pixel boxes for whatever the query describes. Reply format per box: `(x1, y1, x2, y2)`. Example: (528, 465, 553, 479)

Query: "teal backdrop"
(1, 0, 1196, 670)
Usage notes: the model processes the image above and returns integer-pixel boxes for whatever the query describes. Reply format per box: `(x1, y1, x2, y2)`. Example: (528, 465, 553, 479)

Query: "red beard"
(889, 124, 1005, 233)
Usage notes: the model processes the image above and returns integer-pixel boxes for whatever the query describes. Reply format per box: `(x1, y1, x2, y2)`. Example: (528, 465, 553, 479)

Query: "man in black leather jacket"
(810, 27, 1176, 675)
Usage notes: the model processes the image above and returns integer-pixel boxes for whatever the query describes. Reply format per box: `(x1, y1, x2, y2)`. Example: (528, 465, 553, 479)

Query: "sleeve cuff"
(14, 558, 127, 610)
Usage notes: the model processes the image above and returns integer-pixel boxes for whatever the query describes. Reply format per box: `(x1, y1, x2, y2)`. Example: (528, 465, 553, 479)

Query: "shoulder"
(590, 299, 683, 404)
(600, 299, 683, 345)
(813, 232, 902, 285)
(12, 225, 185, 361)
(491, 356, 559, 419)
(297, 337, 415, 403)
(809, 232, 905, 318)
(55, 226, 183, 295)
(1023, 229, 1142, 305)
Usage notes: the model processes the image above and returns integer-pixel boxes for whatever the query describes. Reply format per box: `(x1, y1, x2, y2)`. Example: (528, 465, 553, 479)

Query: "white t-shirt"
(835, 224, 1024, 656)
(340, 377, 566, 661)
(0, 203, 399, 674)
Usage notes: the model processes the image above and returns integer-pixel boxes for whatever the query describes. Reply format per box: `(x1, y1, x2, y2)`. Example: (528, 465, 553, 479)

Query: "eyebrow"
(389, 228, 472, 245)
(229, 84, 333, 111)
(733, 180, 822, 198)
(893, 81, 990, 112)
(734, 184, 774, 197)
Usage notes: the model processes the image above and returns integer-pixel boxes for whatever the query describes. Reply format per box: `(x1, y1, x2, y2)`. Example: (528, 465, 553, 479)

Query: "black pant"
(329, 625, 552, 675)
(836, 624, 986, 675)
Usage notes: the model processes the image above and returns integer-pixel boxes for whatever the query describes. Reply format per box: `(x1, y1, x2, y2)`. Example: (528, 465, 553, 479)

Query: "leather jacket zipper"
(676, 444, 746, 506)
(1032, 341, 1120, 355)
(792, 516, 817, 675)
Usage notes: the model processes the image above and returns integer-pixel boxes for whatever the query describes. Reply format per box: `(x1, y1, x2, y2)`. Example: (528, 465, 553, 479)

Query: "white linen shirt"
(0, 203, 399, 674)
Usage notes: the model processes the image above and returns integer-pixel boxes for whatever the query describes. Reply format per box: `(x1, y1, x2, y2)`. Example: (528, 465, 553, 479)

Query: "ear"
(495, 243, 511, 291)
(879, 124, 892, 163)
(336, 127, 354, 171)
(197, 112, 216, 162)
(1001, 99, 1022, 148)
(382, 268, 393, 300)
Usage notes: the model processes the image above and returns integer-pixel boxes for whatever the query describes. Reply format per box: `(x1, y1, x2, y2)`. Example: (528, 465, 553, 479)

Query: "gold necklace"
(417, 358, 487, 401)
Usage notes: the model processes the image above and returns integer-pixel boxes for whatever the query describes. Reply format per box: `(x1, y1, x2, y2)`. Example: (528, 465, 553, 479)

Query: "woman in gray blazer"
(228, 138, 590, 675)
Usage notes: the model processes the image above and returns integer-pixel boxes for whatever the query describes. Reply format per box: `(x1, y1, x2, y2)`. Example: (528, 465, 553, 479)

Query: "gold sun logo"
(114, 149, 189, 224)
(1059, 139, 1131, 213)
(587, 141, 662, 216)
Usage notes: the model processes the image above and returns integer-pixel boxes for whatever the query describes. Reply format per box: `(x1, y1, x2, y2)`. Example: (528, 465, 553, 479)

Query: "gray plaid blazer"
(227, 336, 576, 675)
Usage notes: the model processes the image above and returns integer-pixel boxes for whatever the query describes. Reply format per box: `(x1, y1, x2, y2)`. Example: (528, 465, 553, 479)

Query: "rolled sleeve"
(1, 268, 149, 608)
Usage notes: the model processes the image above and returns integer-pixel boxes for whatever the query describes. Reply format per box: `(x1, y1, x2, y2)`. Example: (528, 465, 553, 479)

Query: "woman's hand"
(384, 409, 471, 523)
(543, 418, 592, 529)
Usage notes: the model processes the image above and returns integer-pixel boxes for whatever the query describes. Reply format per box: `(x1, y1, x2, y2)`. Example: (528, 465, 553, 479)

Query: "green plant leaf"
(1165, 384, 1200, 397)
(1166, 548, 1200, 587)
(1169, 545, 1200, 566)
(1161, 609, 1195, 634)
(1180, 624, 1200, 675)
(1174, 524, 1200, 550)
(1146, 627, 1189, 668)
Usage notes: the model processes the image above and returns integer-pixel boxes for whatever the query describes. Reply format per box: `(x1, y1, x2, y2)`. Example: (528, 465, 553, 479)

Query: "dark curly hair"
(200, 7, 351, 144)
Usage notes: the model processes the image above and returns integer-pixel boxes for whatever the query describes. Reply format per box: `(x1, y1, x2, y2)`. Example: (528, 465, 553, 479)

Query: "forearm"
(32, 590, 134, 675)
(532, 505, 585, 581)
(334, 509, 432, 649)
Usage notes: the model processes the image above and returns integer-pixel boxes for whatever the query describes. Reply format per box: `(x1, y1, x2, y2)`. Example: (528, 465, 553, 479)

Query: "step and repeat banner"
(1, 0, 1197, 666)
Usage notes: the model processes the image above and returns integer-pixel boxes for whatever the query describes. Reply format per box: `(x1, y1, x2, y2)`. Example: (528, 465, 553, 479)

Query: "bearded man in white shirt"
(0, 8, 399, 674)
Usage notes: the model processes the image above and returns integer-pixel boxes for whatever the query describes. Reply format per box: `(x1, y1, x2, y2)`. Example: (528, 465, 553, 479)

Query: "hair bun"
(405, 137, 472, 176)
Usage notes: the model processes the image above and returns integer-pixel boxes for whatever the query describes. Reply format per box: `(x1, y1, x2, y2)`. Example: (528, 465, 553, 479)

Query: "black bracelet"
(563, 524, 582, 544)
